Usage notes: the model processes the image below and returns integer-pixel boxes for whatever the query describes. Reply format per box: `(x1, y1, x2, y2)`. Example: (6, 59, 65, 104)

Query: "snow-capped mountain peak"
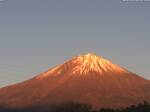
(69, 53, 127, 74)
(38, 53, 128, 78)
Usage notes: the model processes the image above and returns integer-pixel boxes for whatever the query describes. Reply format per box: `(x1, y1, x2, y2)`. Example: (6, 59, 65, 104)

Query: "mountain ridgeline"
(0, 53, 150, 112)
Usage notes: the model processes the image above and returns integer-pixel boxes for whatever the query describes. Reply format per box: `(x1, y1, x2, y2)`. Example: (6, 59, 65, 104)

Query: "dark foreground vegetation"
(0, 101, 150, 112)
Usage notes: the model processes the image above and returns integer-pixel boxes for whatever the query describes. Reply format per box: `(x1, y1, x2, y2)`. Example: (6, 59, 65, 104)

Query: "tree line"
(0, 101, 150, 112)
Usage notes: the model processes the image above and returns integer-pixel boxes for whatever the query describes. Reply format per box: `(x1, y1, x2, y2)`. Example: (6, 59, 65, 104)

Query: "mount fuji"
(0, 53, 150, 109)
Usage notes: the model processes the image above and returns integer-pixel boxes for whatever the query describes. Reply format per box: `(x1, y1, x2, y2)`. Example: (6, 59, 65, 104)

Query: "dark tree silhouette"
(98, 101, 150, 112)
(0, 101, 150, 112)
(50, 102, 92, 112)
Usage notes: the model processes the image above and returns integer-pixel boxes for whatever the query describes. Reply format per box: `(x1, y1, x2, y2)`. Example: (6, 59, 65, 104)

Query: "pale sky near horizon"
(0, 0, 150, 87)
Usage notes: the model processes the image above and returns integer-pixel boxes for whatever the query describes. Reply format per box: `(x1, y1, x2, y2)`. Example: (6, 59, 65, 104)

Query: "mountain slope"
(0, 53, 150, 109)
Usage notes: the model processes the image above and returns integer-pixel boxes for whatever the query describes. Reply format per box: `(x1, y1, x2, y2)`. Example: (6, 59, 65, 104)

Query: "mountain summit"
(37, 53, 128, 79)
(0, 53, 150, 109)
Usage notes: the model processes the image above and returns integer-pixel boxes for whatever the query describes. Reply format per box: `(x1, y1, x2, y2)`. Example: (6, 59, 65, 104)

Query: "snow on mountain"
(37, 53, 128, 79)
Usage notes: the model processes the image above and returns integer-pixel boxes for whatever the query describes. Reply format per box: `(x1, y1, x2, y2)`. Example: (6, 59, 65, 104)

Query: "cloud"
(0, 0, 5, 2)
(0, 0, 6, 7)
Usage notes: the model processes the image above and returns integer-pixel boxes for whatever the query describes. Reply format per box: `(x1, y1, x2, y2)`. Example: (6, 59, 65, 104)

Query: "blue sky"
(0, 0, 150, 87)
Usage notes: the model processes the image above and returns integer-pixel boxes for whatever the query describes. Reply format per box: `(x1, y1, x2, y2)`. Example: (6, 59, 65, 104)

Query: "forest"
(0, 101, 150, 112)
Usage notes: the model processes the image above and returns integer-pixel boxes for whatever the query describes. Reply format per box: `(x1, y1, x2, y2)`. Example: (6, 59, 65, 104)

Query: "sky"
(0, 0, 150, 87)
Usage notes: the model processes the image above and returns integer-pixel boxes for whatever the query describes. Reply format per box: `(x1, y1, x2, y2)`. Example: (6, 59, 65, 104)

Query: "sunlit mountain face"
(37, 53, 128, 78)
(0, 53, 150, 110)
